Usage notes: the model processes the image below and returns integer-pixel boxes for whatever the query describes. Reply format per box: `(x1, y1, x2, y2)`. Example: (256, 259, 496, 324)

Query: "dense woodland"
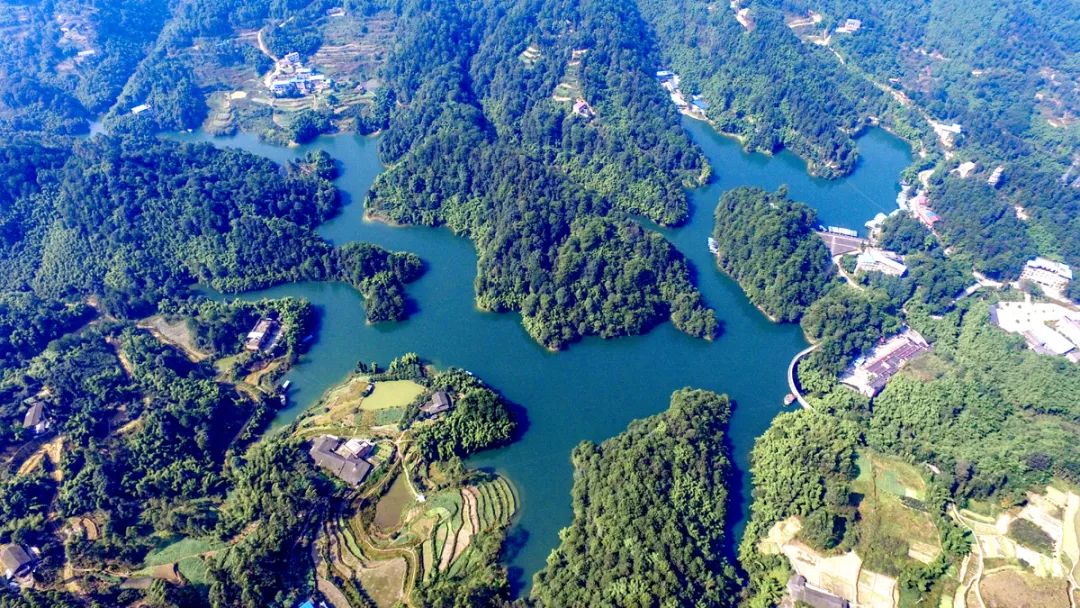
(365, 0, 720, 349)
(636, 0, 920, 179)
(531, 388, 740, 607)
(711, 187, 834, 321)
(0, 135, 420, 323)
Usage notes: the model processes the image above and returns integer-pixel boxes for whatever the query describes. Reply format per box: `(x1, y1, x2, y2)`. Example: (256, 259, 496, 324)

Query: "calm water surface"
(180, 119, 910, 594)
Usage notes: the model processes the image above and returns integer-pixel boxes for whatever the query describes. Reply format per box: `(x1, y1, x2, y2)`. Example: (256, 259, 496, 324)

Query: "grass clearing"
(143, 537, 224, 568)
(177, 557, 209, 586)
(361, 380, 425, 411)
(356, 557, 406, 607)
(139, 315, 209, 362)
(852, 450, 941, 574)
(903, 352, 950, 382)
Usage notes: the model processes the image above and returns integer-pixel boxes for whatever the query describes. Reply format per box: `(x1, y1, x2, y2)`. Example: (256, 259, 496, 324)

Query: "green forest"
(711, 187, 834, 321)
(531, 388, 740, 607)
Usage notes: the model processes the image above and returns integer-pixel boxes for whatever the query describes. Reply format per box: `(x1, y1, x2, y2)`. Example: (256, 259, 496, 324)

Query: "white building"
(1020, 257, 1072, 297)
(1024, 324, 1076, 357)
(856, 248, 907, 277)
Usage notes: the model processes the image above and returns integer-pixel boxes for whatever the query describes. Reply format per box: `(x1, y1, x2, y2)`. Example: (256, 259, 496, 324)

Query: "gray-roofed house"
(1, 544, 36, 580)
(22, 401, 49, 435)
(419, 391, 452, 416)
(787, 575, 849, 608)
(309, 436, 373, 486)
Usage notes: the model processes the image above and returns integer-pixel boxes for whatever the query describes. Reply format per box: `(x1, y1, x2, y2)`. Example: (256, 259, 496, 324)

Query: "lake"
(179, 118, 911, 595)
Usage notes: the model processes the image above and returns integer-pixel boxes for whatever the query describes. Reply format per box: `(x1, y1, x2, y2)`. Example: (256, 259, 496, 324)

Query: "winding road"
(786, 343, 819, 410)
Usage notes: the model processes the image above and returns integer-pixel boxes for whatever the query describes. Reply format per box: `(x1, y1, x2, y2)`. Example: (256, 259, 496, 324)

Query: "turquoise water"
(181, 119, 910, 594)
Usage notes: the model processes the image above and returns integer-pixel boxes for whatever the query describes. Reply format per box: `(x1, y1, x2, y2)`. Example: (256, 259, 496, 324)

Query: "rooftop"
(419, 390, 453, 415)
(1025, 257, 1072, 281)
(841, 329, 930, 396)
(23, 401, 45, 428)
(1, 544, 34, 579)
(309, 436, 374, 486)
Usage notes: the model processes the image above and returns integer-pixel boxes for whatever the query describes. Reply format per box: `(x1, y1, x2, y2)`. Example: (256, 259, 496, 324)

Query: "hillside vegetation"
(532, 388, 740, 606)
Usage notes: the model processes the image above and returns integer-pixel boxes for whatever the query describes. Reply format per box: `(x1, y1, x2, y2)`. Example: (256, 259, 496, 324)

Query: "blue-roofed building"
(297, 601, 315, 608)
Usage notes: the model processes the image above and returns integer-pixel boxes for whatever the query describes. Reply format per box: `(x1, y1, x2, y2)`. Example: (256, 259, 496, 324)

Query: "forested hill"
(636, 0, 909, 179)
(0, 0, 169, 134)
(711, 187, 834, 322)
(0, 135, 421, 331)
(366, 0, 719, 349)
(531, 388, 740, 606)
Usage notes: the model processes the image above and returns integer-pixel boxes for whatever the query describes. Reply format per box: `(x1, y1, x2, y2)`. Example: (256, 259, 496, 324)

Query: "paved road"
(815, 231, 867, 256)
(786, 344, 819, 410)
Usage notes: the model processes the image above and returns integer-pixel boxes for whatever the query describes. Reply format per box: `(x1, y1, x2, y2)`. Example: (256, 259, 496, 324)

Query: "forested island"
(531, 388, 740, 606)
(711, 187, 834, 321)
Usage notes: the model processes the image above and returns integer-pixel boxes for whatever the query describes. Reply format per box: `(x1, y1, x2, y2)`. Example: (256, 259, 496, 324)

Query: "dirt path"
(834, 256, 867, 292)
(952, 507, 988, 608)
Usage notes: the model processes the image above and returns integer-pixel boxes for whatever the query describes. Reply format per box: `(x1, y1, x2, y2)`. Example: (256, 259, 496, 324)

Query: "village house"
(788, 575, 850, 608)
(244, 317, 281, 352)
(989, 299, 1080, 362)
(835, 18, 861, 33)
(909, 193, 941, 229)
(840, 329, 930, 397)
(855, 248, 907, 277)
(309, 435, 375, 486)
(572, 98, 595, 119)
(419, 391, 453, 416)
(988, 164, 1005, 187)
(22, 399, 50, 436)
(1, 544, 36, 582)
(1019, 257, 1072, 298)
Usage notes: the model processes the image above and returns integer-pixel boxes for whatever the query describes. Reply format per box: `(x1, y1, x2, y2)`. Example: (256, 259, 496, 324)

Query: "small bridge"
(786, 344, 819, 410)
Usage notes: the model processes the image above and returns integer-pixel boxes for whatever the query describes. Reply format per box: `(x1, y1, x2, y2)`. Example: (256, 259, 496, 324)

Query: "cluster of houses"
(244, 316, 282, 353)
(2, 544, 37, 587)
(269, 52, 333, 98)
(1018, 257, 1073, 301)
(990, 297, 1080, 363)
(656, 71, 709, 118)
(840, 329, 931, 397)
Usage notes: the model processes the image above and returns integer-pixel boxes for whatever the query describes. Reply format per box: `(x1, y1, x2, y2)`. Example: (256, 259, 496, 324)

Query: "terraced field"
(325, 476, 517, 606)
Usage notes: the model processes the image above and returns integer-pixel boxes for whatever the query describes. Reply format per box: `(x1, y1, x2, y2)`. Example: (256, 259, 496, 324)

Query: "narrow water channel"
(179, 118, 911, 594)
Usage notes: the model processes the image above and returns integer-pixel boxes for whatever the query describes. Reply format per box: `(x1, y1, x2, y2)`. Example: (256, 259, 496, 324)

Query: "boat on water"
(707, 237, 719, 254)
(783, 393, 796, 406)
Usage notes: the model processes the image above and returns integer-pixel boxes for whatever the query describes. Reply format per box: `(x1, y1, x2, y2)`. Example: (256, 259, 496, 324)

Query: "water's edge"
(178, 119, 911, 595)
